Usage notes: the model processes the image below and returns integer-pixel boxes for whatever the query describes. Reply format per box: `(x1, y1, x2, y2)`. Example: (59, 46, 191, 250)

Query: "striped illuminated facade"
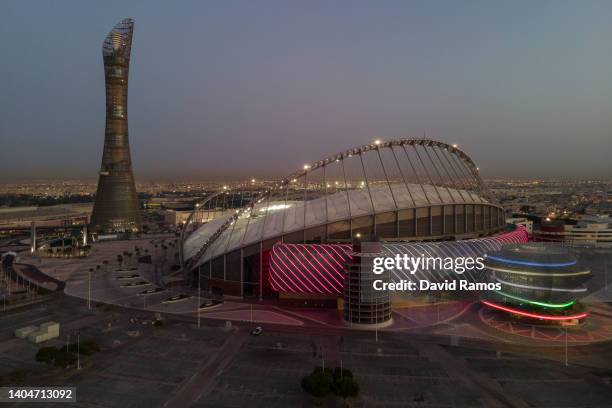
(268, 226, 528, 295)
(269, 243, 352, 294)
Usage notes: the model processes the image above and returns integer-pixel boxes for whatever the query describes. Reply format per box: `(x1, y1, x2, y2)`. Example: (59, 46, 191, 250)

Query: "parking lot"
(1, 297, 612, 407)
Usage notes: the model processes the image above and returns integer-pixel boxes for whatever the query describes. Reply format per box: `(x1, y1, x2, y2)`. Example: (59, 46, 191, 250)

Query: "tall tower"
(90, 18, 141, 234)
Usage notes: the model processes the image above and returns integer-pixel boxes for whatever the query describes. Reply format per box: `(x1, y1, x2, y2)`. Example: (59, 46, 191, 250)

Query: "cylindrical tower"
(344, 236, 392, 327)
(90, 18, 141, 234)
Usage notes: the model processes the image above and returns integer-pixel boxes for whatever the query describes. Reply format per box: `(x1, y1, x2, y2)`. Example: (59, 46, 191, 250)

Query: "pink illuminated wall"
(269, 243, 352, 294)
(269, 227, 529, 295)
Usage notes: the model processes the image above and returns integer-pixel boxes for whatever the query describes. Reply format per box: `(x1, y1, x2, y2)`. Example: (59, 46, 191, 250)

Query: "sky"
(1, 1, 611, 182)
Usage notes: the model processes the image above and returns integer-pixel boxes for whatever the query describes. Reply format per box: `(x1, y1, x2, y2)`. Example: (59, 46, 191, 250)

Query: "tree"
(117, 254, 124, 268)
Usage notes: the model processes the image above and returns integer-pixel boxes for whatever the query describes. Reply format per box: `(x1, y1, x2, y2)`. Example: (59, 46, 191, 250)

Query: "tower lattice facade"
(90, 18, 141, 234)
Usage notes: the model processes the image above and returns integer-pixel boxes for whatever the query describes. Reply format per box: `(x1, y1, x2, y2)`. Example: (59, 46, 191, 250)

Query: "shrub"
(333, 367, 352, 381)
(60, 340, 100, 356)
(302, 367, 333, 398)
(35, 347, 58, 364)
(153, 320, 163, 327)
(59, 344, 77, 353)
(333, 376, 359, 399)
(53, 351, 77, 368)
(36, 287, 50, 296)
(302, 366, 359, 400)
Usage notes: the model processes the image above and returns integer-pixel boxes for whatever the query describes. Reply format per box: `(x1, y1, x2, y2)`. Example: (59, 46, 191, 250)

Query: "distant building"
(535, 215, 612, 247)
(164, 209, 231, 227)
(163, 210, 192, 226)
(90, 19, 141, 234)
(585, 201, 612, 215)
(0, 204, 91, 229)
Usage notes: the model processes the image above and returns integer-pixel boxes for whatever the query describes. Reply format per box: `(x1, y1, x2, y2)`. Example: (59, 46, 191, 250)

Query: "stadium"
(180, 139, 528, 304)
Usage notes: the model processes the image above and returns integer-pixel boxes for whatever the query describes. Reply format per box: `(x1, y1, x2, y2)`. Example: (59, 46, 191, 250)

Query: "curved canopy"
(182, 138, 500, 270)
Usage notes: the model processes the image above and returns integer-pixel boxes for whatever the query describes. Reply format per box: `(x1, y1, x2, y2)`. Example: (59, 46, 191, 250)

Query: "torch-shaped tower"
(90, 18, 141, 234)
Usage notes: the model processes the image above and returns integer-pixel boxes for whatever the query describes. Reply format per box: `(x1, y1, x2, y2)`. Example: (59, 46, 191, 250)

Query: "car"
(251, 326, 263, 336)
(138, 288, 166, 296)
(162, 294, 191, 304)
(199, 300, 214, 308)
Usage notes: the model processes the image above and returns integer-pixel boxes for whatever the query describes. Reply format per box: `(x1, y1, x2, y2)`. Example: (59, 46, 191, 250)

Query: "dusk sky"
(1, 1, 611, 181)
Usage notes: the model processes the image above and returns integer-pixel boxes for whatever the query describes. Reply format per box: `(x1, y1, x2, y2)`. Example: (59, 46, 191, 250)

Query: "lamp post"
(375, 304, 378, 342)
(88, 269, 92, 310)
(565, 327, 568, 367)
(77, 331, 81, 370)
(197, 270, 201, 328)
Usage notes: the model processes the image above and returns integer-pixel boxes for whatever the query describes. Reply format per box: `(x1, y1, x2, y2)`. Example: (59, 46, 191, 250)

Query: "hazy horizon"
(1, 1, 611, 182)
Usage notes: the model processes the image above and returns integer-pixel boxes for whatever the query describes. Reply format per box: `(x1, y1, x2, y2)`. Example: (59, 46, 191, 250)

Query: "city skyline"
(1, 1, 612, 182)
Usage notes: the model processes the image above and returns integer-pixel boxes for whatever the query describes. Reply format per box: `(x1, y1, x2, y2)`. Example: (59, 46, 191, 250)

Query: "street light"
(197, 270, 201, 328)
(77, 331, 81, 370)
(87, 269, 92, 310)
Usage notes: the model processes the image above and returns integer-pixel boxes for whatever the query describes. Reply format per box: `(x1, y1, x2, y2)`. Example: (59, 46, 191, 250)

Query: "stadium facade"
(180, 139, 528, 301)
(90, 18, 142, 234)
